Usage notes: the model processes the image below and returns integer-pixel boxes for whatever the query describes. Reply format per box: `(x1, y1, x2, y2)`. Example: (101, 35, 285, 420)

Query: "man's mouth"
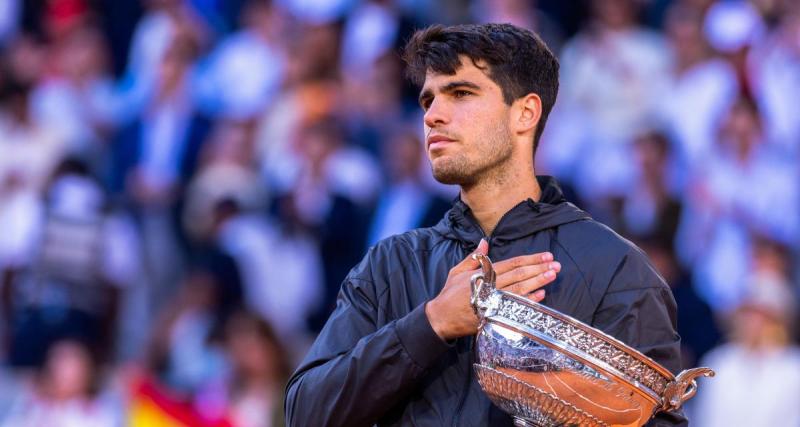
(427, 134, 456, 150)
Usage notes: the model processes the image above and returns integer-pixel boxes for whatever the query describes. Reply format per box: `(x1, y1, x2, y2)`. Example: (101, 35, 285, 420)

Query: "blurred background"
(0, 0, 798, 425)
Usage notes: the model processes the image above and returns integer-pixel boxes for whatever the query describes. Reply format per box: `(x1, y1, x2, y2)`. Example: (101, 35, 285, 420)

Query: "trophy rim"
(504, 290, 673, 378)
(480, 317, 662, 405)
(470, 254, 673, 383)
(478, 289, 675, 400)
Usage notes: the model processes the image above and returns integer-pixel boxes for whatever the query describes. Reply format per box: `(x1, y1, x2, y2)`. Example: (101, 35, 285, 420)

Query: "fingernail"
(544, 270, 555, 278)
(541, 252, 552, 261)
(550, 262, 560, 271)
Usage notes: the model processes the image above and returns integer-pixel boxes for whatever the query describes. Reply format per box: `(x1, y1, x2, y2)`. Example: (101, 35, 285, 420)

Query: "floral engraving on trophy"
(494, 296, 670, 395)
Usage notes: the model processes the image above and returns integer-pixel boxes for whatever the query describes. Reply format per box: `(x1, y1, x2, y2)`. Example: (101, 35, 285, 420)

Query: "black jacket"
(285, 177, 686, 426)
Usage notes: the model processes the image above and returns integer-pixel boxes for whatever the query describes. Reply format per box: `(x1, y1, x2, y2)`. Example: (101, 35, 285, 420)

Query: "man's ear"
(513, 93, 542, 137)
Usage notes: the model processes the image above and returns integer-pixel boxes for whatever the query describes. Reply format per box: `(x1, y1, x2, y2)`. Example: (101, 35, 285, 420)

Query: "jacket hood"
(433, 176, 591, 249)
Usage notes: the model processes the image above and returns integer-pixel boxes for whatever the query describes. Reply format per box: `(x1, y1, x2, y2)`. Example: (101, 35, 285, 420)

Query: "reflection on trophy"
(469, 254, 714, 427)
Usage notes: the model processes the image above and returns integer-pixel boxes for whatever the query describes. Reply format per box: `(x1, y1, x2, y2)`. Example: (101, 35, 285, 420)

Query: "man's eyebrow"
(441, 80, 481, 92)
(418, 80, 482, 107)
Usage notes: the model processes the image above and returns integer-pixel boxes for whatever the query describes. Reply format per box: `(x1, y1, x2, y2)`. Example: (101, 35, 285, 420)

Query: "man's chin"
(430, 157, 476, 185)
(432, 168, 469, 186)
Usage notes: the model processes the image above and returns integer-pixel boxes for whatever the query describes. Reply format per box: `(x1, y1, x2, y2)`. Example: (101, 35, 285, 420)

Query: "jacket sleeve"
(284, 257, 451, 427)
(591, 250, 688, 427)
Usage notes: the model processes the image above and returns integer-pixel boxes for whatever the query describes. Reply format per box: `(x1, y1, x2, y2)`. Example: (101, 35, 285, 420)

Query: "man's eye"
(454, 90, 471, 98)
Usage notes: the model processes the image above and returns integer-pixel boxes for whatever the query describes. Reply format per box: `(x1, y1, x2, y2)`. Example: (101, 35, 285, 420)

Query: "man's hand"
(425, 239, 561, 341)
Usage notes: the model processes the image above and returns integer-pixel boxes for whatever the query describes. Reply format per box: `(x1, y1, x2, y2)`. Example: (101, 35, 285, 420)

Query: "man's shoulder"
(554, 218, 665, 291)
(348, 226, 448, 281)
(369, 226, 447, 256)
(556, 217, 643, 261)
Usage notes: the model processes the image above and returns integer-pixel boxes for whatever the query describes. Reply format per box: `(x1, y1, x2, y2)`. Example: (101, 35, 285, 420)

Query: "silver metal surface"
(470, 254, 714, 427)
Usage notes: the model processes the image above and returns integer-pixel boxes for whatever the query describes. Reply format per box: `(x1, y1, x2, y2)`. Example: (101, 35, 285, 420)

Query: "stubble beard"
(430, 122, 514, 187)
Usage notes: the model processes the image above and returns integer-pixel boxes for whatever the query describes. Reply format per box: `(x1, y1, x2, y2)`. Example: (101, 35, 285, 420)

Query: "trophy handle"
(662, 367, 715, 411)
(470, 253, 496, 318)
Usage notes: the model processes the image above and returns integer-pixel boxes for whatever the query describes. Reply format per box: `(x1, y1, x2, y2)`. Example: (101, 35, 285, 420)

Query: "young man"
(285, 23, 685, 426)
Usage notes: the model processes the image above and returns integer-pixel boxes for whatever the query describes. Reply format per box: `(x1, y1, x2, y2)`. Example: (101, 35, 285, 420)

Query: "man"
(285, 23, 684, 426)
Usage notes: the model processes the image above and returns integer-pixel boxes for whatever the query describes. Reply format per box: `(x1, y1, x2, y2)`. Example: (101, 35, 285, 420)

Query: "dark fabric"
(418, 194, 454, 230)
(285, 176, 686, 427)
(673, 273, 721, 367)
(188, 245, 245, 332)
(7, 307, 101, 368)
(308, 194, 371, 332)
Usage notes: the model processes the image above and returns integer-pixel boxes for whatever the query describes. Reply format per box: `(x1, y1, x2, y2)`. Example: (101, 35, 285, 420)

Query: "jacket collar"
(434, 176, 591, 249)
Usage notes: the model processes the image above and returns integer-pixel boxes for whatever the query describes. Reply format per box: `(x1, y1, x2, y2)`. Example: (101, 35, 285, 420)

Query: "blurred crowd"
(0, 0, 798, 426)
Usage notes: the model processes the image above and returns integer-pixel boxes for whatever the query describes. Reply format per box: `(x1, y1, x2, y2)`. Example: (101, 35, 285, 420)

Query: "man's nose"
(423, 98, 449, 128)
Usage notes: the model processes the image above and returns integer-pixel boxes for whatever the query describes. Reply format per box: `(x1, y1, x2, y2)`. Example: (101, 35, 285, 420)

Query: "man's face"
(418, 57, 514, 186)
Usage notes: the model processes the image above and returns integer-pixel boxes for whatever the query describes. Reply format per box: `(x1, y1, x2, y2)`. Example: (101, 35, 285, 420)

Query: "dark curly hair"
(402, 23, 559, 152)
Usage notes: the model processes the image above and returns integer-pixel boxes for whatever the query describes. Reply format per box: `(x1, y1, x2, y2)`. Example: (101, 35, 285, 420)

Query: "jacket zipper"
(453, 200, 537, 424)
(463, 201, 521, 249)
(453, 235, 493, 426)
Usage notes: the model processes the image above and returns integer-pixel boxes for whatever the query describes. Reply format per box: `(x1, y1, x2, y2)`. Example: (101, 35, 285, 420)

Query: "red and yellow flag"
(128, 377, 232, 427)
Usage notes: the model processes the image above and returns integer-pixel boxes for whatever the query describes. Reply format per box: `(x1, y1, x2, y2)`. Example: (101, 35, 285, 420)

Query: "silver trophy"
(469, 254, 714, 427)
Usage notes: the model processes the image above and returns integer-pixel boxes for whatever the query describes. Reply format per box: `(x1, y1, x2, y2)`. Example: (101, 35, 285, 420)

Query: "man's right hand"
(425, 239, 561, 341)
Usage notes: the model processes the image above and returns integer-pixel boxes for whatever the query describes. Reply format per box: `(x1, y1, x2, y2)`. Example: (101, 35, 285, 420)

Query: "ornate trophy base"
(475, 364, 607, 426)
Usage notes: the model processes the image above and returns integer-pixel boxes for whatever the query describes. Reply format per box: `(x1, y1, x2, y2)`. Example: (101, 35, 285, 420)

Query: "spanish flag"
(128, 376, 232, 427)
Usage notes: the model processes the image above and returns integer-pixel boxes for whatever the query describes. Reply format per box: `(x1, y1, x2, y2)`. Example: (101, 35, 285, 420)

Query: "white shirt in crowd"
(690, 344, 800, 427)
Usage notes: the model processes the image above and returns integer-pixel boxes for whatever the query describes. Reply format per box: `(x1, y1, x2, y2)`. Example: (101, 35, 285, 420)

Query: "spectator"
(341, 52, 406, 154)
(2, 158, 140, 367)
(112, 35, 210, 209)
(471, 0, 564, 52)
(638, 237, 721, 369)
(144, 266, 232, 396)
(117, 0, 207, 121)
(690, 255, 800, 426)
(273, 119, 377, 330)
(213, 198, 324, 358)
(366, 127, 451, 246)
(182, 119, 267, 241)
(111, 34, 212, 311)
(0, 76, 67, 196)
(1, 339, 119, 427)
(748, 1, 800, 153)
(340, 0, 405, 77)
(195, 0, 287, 119)
(676, 95, 799, 312)
(703, 0, 765, 98)
(31, 24, 117, 158)
(658, 2, 739, 179)
(617, 130, 683, 247)
(541, 0, 671, 206)
(195, 311, 290, 427)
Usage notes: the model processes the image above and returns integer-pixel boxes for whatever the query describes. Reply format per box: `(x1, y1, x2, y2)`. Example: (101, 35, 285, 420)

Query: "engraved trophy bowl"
(469, 254, 714, 427)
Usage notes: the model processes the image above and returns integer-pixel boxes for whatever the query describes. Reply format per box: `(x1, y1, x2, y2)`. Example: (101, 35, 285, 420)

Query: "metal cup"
(470, 254, 714, 427)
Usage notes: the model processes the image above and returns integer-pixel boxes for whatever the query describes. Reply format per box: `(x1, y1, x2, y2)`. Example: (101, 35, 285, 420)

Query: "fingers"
(493, 252, 554, 276)
(499, 264, 559, 296)
(476, 239, 489, 256)
(496, 261, 560, 289)
(450, 239, 489, 274)
(526, 289, 546, 303)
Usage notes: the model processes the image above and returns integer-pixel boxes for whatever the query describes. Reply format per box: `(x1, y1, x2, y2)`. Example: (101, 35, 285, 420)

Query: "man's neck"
(461, 170, 541, 236)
